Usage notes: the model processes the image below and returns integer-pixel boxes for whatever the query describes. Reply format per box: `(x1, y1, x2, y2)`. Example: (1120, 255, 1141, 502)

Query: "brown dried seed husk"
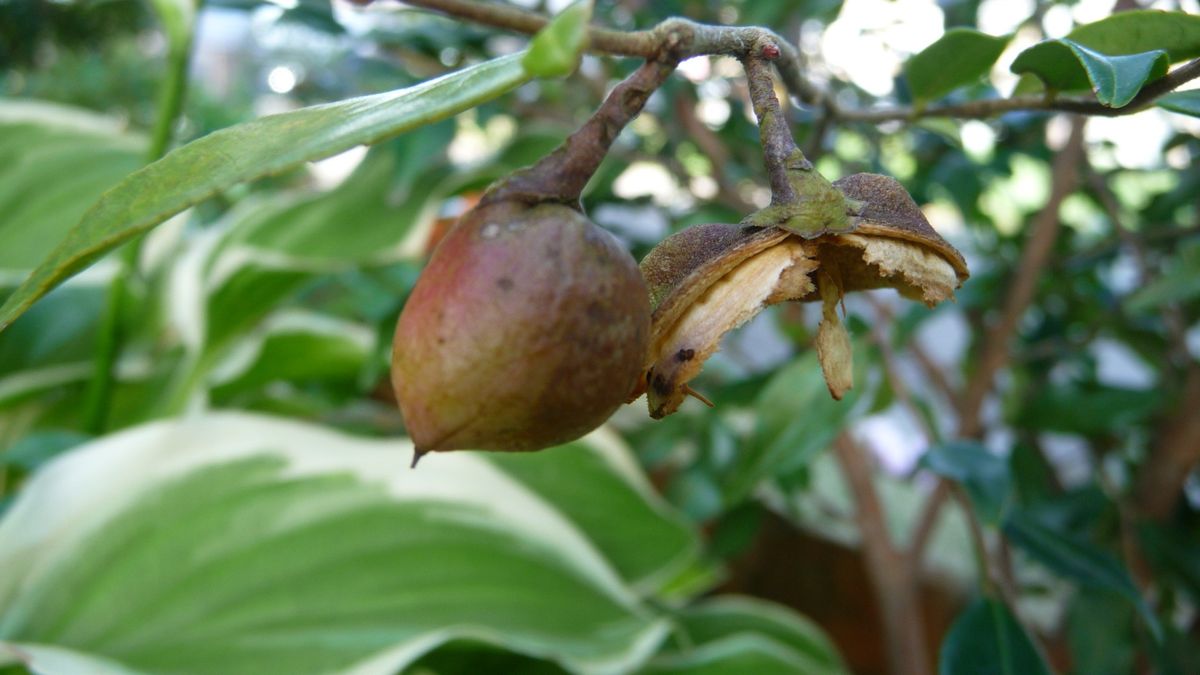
(644, 239, 816, 417)
(640, 223, 789, 348)
(815, 268, 853, 400)
(636, 173, 969, 414)
(833, 172, 969, 282)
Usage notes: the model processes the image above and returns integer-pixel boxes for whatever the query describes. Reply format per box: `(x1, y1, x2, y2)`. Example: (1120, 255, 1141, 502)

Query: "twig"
(1136, 365, 1200, 519)
(396, 1, 1200, 122)
(398, 0, 823, 102)
(834, 433, 931, 675)
(834, 58, 1200, 122)
(957, 116, 1087, 438)
(865, 304, 940, 446)
(865, 294, 959, 407)
(1085, 165, 1191, 367)
(740, 50, 807, 207)
(908, 480, 950, 561)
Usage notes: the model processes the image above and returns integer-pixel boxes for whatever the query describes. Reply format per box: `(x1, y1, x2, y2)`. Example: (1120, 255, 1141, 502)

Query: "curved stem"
(485, 56, 679, 207)
(741, 53, 805, 207)
(81, 1, 200, 434)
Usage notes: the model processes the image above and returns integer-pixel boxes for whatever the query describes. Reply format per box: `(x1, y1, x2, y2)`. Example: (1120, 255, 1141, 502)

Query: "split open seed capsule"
(636, 173, 969, 418)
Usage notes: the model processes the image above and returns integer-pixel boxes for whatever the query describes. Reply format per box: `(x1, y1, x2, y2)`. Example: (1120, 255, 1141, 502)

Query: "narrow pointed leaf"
(939, 598, 1049, 675)
(0, 53, 531, 333)
(1005, 511, 1162, 642)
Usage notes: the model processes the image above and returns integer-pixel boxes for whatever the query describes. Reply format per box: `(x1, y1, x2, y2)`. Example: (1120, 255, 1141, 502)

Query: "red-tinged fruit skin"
(392, 200, 650, 454)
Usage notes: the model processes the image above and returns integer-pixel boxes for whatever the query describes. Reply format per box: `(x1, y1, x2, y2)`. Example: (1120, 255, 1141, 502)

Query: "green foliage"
(523, 1, 593, 78)
(906, 29, 1010, 104)
(1012, 10, 1200, 101)
(1157, 89, 1200, 117)
(1004, 511, 1162, 641)
(1068, 10, 1200, 61)
(1012, 40, 1167, 106)
(2, 3, 1199, 674)
(938, 598, 1049, 675)
(0, 53, 532, 332)
(723, 346, 869, 503)
(0, 415, 685, 673)
(921, 441, 1011, 526)
(0, 101, 144, 270)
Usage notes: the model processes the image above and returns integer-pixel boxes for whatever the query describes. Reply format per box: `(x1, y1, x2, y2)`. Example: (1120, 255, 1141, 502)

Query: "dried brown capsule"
(638, 173, 968, 417)
(392, 200, 650, 455)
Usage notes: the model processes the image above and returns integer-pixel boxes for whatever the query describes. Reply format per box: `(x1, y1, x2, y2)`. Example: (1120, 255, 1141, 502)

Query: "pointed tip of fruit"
(411, 448, 428, 469)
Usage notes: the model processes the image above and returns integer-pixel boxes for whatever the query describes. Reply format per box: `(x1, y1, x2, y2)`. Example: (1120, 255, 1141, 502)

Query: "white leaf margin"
(0, 411, 675, 675)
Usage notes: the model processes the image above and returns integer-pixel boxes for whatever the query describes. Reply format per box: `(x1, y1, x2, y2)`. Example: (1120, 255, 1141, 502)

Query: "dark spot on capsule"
(676, 348, 695, 362)
(651, 372, 671, 396)
(497, 277, 514, 290)
(586, 301, 607, 321)
(545, 244, 562, 259)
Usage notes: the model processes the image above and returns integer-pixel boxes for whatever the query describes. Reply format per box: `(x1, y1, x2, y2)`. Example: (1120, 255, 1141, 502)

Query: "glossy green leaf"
(1157, 89, 1200, 117)
(0, 413, 682, 674)
(523, 1, 592, 78)
(1067, 590, 1136, 675)
(921, 441, 1011, 526)
(1011, 40, 1167, 106)
(938, 598, 1049, 675)
(0, 53, 532, 333)
(1005, 511, 1162, 642)
(906, 29, 1010, 103)
(1011, 10, 1200, 97)
(1069, 10, 1200, 61)
(1015, 384, 1162, 435)
(0, 101, 144, 272)
(723, 345, 869, 502)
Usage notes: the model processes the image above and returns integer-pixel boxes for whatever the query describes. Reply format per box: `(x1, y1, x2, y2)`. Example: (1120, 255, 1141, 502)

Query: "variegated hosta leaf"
(0, 413, 697, 674)
(0, 100, 144, 277)
(641, 595, 848, 675)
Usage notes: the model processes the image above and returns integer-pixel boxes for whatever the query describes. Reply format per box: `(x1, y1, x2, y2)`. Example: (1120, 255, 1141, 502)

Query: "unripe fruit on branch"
(391, 199, 650, 457)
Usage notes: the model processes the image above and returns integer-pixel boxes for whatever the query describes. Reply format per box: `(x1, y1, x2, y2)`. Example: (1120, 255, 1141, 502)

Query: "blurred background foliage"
(1, 0, 1200, 674)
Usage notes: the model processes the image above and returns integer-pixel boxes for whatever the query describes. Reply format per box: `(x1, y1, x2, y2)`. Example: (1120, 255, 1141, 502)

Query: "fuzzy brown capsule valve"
(635, 173, 969, 417)
(391, 200, 650, 457)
